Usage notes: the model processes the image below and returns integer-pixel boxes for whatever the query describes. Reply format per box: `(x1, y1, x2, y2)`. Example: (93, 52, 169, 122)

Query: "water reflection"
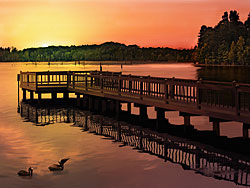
(20, 102, 250, 187)
(197, 66, 250, 83)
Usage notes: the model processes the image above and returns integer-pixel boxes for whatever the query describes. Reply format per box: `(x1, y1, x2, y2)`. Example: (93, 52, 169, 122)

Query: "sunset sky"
(0, 0, 249, 49)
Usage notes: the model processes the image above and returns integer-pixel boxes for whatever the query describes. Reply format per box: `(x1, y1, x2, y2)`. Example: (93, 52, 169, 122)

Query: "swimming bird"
(48, 158, 70, 171)
(17, 167, 33, 176)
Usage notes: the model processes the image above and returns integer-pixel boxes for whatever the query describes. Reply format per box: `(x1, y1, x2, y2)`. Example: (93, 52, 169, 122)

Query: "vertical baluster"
(118, 75, 121, 95)
(193, 86, 195, 103)
(157, 83, 159, 98)
(90, 76, 93, 88)
(164, 79, 168, 103)
(232, 81, 240, 115)
(183, 85, 186, 101)
(177, 85, 179, 101)
(136, 80, 138, 94)
(35, 73, 38, 90)
(196, 79, 202, 108)
(85, 74, 88, 91)
(153, 82, 155, 97)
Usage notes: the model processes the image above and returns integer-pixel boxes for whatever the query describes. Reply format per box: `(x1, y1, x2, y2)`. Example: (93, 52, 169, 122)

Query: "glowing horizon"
(0, 0, 249, 50)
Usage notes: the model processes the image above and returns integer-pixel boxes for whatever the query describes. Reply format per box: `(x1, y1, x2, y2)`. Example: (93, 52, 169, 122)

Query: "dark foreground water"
(0, 62, 249, 188)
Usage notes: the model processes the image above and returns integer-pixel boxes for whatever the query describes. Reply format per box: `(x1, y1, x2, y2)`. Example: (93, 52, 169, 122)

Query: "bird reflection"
(48, 158, 70, 171)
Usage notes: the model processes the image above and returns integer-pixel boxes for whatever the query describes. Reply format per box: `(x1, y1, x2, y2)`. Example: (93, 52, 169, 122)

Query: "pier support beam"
(209, 117, 230, 136)
(127, 102, 131, 115)
(135, 104, 148, 123)
(109, 100, 115, 113)
(22, 89, 26, 101)
(29, 91, 34, 100)
(94, 98, 101, 112)
(101, 99, 108, 114)
(76, 94, 81, 107)
(212, 122, 220, 136)
(115, 100, 121, 120)
(155, 107, 166, 130)
(179, 112, 199, 126)
(184, 116, 191, 126)
(52, 92, 57, 100)
(243, 123, 250, 139)
(209, 118, 222, 136)
(37, 92, 42, 104)
(63, 92, 69, 100)
(82, 96, 88, 109)
(88, 96, 94, 111)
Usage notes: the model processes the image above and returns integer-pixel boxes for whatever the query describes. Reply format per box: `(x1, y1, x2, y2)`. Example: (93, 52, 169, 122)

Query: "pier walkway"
(18, 71, 250, 137)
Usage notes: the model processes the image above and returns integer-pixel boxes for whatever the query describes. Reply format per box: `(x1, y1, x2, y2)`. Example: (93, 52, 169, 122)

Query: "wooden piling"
(22, 89, 26, 101)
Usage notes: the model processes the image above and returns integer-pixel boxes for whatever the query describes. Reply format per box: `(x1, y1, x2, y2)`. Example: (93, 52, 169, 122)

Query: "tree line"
(195, 10, 250, 65)
(0, 42, 193, 62)
(1, 10, 249, 65)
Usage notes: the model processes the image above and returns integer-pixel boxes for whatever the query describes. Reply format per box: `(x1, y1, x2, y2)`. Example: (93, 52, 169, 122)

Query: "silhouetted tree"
(229, 10, 240, 23)
(222, 11, 229, 22)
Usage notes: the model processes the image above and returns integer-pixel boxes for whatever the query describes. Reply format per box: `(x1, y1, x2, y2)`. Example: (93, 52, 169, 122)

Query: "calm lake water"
(0, 62, 249, 188)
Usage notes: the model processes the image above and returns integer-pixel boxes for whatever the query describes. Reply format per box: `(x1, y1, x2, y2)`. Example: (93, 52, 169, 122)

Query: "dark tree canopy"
(0, 42, 193, 63)
(195, 10, 250, 65)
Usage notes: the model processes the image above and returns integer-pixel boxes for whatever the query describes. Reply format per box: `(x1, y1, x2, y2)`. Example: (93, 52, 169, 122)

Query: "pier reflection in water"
(20, 102, 250, 187)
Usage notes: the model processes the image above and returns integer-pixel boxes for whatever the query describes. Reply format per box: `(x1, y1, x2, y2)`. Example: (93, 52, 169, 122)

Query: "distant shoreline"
(194, 64, 250, 68)
(0, 61, 194, 65)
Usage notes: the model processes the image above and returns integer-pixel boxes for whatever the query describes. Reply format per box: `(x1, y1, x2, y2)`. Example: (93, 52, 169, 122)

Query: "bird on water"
(48, 158, 70, 171)
(17, 167, 33, 176)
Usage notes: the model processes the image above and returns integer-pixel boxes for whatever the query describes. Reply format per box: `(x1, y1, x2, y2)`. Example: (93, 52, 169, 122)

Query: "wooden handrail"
(19, 70, 250, 120)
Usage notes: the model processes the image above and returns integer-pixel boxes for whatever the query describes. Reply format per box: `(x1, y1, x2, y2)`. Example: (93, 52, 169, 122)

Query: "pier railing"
(20, 71, 69, 90)
(67, 71, 250, 114)
(19, 71, 250, 123)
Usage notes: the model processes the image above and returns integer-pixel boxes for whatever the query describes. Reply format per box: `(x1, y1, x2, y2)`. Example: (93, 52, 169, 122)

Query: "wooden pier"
(18, 70, 250, 137)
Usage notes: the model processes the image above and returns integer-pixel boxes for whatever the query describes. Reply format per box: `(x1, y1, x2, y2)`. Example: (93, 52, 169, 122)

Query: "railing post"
(85, 74, 88, 91)
(73, 73, 75, 88)
(164, 79, 168, 103)
(232, 81, 240, 115)
(22, 89, 26, 101)
(129, 74, 132, 93)
(91, 76, 93, 87)
(27, 73, 29, 86)
(100, 73, 103, 93)
(170, 77, 175, 99)
(67, 71, 70, 88)
(35, 73, 38, 90)
(118, 75, 121, 95)
(147, 75, 151, 96)
(140, 77, 143, 99)
(59, 73, 61, 84)
(47, 71, 50, 85)
(196, 78, 202, 109)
